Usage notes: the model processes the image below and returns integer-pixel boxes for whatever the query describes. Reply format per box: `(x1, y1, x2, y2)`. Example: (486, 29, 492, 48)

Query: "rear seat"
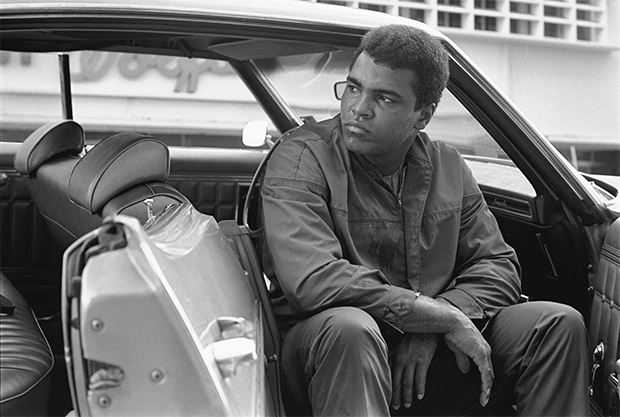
(13, 120, 95, 251)
(14, 121, 189, 250)
(0, 271, 54, 416)
(68, 130, 189, 222)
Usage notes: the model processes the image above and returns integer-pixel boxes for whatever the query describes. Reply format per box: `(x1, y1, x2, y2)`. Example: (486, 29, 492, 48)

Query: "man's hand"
(397, 295, 495, 408)
(389, 333, 438, 410)
(444, 315, 494, 407)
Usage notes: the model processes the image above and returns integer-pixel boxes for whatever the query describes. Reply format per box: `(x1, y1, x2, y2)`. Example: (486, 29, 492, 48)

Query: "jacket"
(261, 115, 521, 333)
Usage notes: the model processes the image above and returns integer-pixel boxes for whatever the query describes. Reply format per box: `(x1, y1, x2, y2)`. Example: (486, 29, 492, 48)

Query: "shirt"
(261, 115, 521, 333)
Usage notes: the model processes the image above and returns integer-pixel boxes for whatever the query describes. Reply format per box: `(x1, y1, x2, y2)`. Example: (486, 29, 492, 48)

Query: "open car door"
(61, 204, 277, 416)
(589, 217, 620, 416)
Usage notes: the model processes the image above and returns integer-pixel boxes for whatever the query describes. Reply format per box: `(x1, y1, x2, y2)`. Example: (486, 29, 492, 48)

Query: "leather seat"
(14, 120, 96, 251)
(14, 121, 189, 251)
(0, 271, 54, 416)
(68, 131, 189, 224)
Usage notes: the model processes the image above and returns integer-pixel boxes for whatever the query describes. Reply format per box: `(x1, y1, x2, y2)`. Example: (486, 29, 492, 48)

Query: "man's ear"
(414, 103, 437, 130)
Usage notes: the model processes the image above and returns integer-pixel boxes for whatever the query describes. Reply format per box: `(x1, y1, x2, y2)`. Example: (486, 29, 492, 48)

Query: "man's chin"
(343, 136, 369, 155)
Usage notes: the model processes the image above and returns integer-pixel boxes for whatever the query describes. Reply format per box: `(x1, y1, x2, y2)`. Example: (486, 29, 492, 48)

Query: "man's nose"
(350, 94, 374, 119)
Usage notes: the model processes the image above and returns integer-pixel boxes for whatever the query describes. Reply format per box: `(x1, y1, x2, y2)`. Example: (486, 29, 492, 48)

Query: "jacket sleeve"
(436, 159, 522, 325)
(261, 135, 417, 330)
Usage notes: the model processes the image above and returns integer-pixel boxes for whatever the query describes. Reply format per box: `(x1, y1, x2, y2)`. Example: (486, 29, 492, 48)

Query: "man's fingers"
(445, 338, 471, 374)
(402, 363, 415, 408)
(454, 350, 470, 374)
(473, 354, 494, 407)
(479, 370, 492, 407)
(391, 363, 403, 410)
(445, 332, 494, 408)
(414, 362, 428, 402)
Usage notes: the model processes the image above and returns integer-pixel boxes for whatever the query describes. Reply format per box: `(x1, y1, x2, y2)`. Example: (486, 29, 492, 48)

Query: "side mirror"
(242, 121, 273, 148)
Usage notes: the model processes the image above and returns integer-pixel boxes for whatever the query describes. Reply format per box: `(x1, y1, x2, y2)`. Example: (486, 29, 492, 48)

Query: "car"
(0, 0, 619, 415)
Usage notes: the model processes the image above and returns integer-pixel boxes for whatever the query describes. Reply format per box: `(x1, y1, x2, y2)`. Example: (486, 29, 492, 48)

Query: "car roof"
(0, 0, 449, 58)
(0, 0, 443, 33)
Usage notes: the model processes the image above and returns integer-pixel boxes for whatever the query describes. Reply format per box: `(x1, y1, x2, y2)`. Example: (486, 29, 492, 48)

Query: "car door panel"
(63, 206, 267, 416)
(0, 171, 62, 314)
(491, 206, 592, 317)
(589, 217, 620, 416)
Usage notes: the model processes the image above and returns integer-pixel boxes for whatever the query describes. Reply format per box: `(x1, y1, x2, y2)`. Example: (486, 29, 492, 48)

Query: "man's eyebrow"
(346, 75, 404, 99)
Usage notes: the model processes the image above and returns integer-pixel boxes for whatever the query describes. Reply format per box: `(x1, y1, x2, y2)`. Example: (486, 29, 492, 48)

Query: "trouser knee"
(534, 301, 587, 340)
(315, 307, 388, 363)
(281, 307, 391, 416)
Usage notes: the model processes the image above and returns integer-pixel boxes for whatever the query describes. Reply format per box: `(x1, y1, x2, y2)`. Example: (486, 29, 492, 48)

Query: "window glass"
(425, 89, 536, 197)
(0, 51, 271, 148)
(0, 52, 64, 142)
(255, 50, 353, 124)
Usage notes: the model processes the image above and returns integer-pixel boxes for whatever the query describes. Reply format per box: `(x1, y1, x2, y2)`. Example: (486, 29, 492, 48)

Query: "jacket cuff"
(381, 286, 421, 333)
(436, 288, 487, 322)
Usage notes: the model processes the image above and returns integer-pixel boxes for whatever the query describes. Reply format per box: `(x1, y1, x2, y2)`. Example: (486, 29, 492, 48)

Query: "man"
(261, 24, 589, 416)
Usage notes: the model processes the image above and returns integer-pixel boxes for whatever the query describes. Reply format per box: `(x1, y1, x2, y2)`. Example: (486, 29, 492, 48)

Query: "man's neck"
(363, 145, 412, 176)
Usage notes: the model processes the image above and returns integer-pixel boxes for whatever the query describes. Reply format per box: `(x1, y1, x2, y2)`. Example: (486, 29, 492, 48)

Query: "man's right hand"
(444, 315, 494, 407)
(397, 293, 495, 407)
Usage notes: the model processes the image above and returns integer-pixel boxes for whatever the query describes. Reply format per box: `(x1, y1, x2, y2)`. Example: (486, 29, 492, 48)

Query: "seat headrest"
(69, 132, 170, 214)
(14, 120, 84, 176)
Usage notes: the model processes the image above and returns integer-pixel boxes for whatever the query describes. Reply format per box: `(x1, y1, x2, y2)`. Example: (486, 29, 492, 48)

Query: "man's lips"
(344, 122, 369, 135)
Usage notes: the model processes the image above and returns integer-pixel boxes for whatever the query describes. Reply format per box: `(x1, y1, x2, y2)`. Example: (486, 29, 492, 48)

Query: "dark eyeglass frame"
(333, 81, 347, 100)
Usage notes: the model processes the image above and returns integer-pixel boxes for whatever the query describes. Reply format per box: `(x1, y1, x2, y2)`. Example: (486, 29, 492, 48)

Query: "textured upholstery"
(0, 272, 54, 416)
(589, 218, 620, 413)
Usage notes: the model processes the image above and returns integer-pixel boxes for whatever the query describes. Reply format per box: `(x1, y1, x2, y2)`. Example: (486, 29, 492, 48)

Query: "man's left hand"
(389, 332, 438, 410)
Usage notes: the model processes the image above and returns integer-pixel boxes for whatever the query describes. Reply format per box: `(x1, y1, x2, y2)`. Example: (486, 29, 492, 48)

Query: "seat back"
(14, 120, 96, 251)
(68, 131, 189, 224)
(14, 121, 189, 251)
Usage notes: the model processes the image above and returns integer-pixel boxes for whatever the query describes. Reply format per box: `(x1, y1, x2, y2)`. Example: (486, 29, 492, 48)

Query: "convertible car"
(0, 0, 619, 416)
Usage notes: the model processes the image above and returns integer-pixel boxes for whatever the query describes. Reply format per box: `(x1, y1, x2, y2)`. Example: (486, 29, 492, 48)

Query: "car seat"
(14, 120, 96, 251)
(14, 121, 189, 251)
(67, 130, 189, 223)
(0, 271, 54, 416)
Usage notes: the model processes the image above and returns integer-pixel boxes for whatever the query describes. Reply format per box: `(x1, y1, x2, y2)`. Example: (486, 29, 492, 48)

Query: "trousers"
(280, 301, 590, 416)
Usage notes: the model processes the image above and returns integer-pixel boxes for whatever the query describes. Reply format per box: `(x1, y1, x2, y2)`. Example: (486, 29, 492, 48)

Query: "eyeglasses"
(333, 81, 347, 100)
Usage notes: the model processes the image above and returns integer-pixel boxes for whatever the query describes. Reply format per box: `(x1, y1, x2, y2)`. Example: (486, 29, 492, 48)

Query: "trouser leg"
(394, 301, 589, 417)
(390, 339, 494, 416)
(279, 302, 588, 416)
(280, 306, 391, 416)
(481, 301, 590, 416)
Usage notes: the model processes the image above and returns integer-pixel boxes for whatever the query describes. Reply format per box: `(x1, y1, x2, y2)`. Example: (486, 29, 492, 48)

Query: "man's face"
(340, 51, 434, 173)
